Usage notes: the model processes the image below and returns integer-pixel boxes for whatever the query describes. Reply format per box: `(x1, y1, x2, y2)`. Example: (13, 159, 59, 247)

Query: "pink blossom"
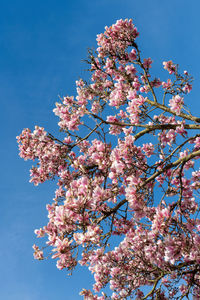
(163, 60, 176, 74)
(168, 94, 184, 115)
(143, 58, 153, 69)
(33, 244, 44, 260)
(183, 83, 192, 93)
(129, 49, 137, 60)
(142, 143, 154, 157)
(162, 79, 172, 89)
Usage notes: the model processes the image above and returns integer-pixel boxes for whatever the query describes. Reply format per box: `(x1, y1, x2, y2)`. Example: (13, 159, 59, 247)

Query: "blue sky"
(1, 0, 200, 299)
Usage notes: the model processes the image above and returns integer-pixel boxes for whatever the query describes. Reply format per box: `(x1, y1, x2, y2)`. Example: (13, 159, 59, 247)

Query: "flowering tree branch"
(17, 19, 200, 299)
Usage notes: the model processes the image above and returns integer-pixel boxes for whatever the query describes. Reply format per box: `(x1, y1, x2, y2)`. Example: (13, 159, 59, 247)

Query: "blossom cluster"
(17, 126, 68, 185)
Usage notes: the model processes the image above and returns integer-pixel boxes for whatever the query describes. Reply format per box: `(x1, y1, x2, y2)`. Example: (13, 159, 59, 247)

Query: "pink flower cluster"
(126, 94, 146, 124)
(53, 95, 87, 131)
(17, 126, 68, 185)
(96, 19, 139, 58)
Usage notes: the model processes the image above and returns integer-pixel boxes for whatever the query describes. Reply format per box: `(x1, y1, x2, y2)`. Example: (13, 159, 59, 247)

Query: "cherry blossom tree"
(17, 19, 200, 299)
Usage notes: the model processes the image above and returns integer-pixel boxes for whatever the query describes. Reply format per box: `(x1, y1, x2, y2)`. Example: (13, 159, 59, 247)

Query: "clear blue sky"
(1, 1, 200, 299)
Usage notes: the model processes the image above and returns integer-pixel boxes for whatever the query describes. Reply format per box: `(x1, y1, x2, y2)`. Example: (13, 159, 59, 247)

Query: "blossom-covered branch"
(17, 19, 200, 299)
